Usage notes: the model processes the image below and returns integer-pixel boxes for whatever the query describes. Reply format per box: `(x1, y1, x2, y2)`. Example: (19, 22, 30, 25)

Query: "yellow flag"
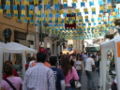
(78, 16, 83, 19)
(108, 5, 112, 9)
(52, 17, 55, 22)
(65, 17, 69, 21)
(112, 12, 116, 16)
(52, 10, 56, 14)
(75, 9, 80, 13)
(98, 14, 103, 17)
(82, 0, 87, 2)
(29, 10, 34, 14)
(6, 10, 10, 14)
(39, 18, 44, 21)
(6, 1, 10, 5)
(44, 0, 49, 4)
(15, 0, 20, 5)
(58, 18, 62, 22)
(46, 17, 49, 22)
(54, 0, 59, 4)
(59, 10, 64, 14)
(26, 17, 31, 20)
(63, 0, 67, 2)
(45, 10, 49, 15)
(21, 10, 26, 15)
(24, 0, 29, 5)
(85, 16, 88, 19)
(0, 9, 3, 14)
(37, 10, 41, 15)
(92, 8, 96, 12)
(68, 9, 72, 13)
(14, 10, 18, 14)
(34, 0, 39, 5)
(84, 8, 88, 12)
(73, 0, 77, 2)
(100, 6, 104, 10)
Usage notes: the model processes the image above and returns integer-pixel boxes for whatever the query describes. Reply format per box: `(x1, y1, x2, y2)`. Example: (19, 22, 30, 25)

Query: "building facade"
(0, 14, 36, 48)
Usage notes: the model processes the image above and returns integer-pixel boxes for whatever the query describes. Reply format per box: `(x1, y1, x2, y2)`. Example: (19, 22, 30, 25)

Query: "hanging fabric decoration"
(92, 7, 96, 14)
(84, 8, 88, 14)
(81, 2, 85, 7)
(89, 1, 94, 6)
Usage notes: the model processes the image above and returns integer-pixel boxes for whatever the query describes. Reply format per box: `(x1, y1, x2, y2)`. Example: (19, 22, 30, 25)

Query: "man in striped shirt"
(23, 52, 56, 90)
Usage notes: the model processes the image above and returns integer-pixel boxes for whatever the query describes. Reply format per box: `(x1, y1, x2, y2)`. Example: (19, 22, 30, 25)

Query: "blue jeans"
(86, 71, 95, 90)
(77, 70, 82, 82)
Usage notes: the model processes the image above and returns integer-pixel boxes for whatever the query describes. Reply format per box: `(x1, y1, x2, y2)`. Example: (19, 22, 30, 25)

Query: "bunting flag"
(84, 8, 88, 14)
(81, 2, 85, 7)
(0, 0, 118, 40)
(63, 0, 67, 3)
(92, 8, 96, 14)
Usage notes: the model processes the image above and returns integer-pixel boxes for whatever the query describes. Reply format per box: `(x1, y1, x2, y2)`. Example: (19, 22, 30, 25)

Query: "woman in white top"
(74, 57, 83, 82)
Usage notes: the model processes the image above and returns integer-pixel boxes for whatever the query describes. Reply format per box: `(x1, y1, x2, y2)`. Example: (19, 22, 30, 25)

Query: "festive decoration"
(0, 0, 119, 39)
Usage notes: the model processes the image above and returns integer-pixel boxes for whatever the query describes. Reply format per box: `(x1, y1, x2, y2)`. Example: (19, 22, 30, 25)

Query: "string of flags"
(0, 0, 120, 39)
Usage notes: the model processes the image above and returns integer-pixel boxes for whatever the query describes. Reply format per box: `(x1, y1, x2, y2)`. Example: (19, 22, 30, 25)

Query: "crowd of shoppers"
(0, 49, 101, 90)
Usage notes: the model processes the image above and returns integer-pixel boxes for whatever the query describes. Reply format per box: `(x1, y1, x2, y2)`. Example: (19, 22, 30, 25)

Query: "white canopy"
(0, 42, 5, 49)
(0, 42, 37, 80)
(4, 42, 36, 53)
(0, 42, 4, 81)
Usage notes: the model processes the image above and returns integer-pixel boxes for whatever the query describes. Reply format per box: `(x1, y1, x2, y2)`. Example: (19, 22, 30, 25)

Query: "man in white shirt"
(85, 55, 95, 90)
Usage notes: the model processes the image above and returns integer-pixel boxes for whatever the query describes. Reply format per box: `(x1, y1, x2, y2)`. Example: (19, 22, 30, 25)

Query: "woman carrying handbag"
(61, 57, 79, 90)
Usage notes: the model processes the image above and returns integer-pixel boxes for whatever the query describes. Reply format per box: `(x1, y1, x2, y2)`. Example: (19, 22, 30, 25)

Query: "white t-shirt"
(74, 61, 82, 70)
(85, 57, 95, 71)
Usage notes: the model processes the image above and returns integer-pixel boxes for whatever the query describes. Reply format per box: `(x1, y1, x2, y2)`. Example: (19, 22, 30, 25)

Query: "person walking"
(0, 63, 22, 90)
(85, 55, 95, 90)
(23, 52, 56, 90)
(61, 57, 79, 90)
(49, 56, 65, 90)
(74, 57, 83, 82)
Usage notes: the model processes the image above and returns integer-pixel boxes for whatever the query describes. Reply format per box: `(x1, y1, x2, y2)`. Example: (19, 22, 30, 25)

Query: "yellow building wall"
(0, 15, 35, 41)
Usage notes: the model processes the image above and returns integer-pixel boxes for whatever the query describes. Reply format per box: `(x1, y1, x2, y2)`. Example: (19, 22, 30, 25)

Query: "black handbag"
(70, 79, 76, 88)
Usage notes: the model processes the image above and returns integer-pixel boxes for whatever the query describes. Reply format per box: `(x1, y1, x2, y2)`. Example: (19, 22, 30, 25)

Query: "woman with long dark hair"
(61, 56, 79, 90)
(0, 63, 22, 90)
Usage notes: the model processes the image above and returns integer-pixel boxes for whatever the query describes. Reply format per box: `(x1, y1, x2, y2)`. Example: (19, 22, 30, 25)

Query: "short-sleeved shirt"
(0, 76, 22, 90)
(74, 61, 82, 70)
(51, 67, 64, 90)
(85, 57, 95, 71)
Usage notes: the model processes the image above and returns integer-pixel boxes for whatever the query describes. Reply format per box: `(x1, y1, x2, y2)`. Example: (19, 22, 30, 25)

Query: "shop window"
(14, 31, 26, 40)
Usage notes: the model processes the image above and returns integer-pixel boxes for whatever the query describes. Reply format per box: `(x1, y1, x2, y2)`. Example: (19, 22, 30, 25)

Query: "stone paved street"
(81, 71, 99, 90)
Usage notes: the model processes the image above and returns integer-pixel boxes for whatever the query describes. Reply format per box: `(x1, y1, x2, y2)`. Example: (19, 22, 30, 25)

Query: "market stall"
(0, 42, 36, 81)
(100, 37, 120, 90)
(0, 42, 5, 81)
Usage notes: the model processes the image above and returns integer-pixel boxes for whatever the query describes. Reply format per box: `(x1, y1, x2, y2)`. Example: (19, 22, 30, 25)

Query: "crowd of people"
(0, 49, 101, 90)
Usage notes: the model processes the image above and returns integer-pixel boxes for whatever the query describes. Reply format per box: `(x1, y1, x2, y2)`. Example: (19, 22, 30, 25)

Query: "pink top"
(65, 67, 79, 87)
(0, 76, 22, 90)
